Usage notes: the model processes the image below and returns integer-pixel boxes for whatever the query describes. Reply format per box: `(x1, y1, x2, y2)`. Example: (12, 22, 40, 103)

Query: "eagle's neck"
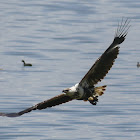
(65, 83, 83, 99)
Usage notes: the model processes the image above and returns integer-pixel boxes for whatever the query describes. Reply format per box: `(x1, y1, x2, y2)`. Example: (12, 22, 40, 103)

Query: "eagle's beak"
(62, 89, 69, 93)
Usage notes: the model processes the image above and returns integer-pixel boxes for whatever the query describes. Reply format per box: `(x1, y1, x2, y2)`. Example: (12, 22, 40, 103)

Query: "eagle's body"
(0, 18, 130, 117)
(63, 83, 106, 105)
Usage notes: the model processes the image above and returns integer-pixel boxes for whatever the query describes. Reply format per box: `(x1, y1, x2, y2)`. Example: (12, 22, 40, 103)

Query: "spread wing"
(0, 94, 73, 117)
(79, 18, 130, 88)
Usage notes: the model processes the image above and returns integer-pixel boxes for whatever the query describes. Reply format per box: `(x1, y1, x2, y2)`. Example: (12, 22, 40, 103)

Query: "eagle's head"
(62, 83, 79, 96)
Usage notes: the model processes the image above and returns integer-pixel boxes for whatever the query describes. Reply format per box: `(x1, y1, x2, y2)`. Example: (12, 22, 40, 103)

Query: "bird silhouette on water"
(137, 62, 140, 68)
(22, 60, 32, 66)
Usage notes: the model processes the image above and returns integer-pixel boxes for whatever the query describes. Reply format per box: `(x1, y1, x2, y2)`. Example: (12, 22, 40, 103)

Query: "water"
(0, 0, 140, 139)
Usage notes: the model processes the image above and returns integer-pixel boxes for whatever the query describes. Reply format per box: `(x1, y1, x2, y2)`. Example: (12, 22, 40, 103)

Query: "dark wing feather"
(79, 18, 130, 87)
(0, 94, 73, 117)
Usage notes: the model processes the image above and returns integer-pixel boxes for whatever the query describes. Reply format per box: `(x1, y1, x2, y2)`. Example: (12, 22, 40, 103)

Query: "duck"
(22, 60, 32, 66)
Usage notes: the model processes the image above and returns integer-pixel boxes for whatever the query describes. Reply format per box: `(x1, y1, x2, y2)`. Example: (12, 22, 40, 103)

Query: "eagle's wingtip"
(114, 18, 131, 45)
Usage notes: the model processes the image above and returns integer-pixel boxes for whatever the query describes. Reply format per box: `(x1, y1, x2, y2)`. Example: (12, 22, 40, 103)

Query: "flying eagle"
(0, 18, 130, 117)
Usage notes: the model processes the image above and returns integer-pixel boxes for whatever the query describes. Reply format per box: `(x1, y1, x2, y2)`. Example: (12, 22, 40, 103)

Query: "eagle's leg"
(82, 87, 98, 105)
(83, 87, 99, 105)
(88, 96, 98, 105)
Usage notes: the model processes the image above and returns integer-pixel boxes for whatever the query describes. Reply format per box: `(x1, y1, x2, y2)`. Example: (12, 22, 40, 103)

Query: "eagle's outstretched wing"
(0, 94, 73, 117)
(79, 18, 130, 88)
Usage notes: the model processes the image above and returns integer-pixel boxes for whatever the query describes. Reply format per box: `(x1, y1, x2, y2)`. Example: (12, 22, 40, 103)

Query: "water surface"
(0, 0, 140, 140)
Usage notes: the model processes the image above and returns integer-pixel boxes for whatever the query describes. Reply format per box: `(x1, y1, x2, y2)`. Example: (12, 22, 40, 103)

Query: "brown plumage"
(0, 18, 130, 117)
(79, 18, 130, 87)
(79, 47, 119, 87)
(0, 94, 72, 117)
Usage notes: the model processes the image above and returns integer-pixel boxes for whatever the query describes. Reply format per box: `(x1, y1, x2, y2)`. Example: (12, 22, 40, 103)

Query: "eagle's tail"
(94, 85, 107, 96)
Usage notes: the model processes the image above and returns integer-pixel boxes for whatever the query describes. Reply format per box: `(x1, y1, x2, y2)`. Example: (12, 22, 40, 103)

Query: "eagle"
(0, 18, 130, 117)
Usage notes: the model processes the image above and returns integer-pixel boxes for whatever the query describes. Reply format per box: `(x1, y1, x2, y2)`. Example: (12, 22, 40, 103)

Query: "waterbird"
(22, 60, 32, 66)
(137, 62, 140, 68)
(0, 18, 130, 117)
